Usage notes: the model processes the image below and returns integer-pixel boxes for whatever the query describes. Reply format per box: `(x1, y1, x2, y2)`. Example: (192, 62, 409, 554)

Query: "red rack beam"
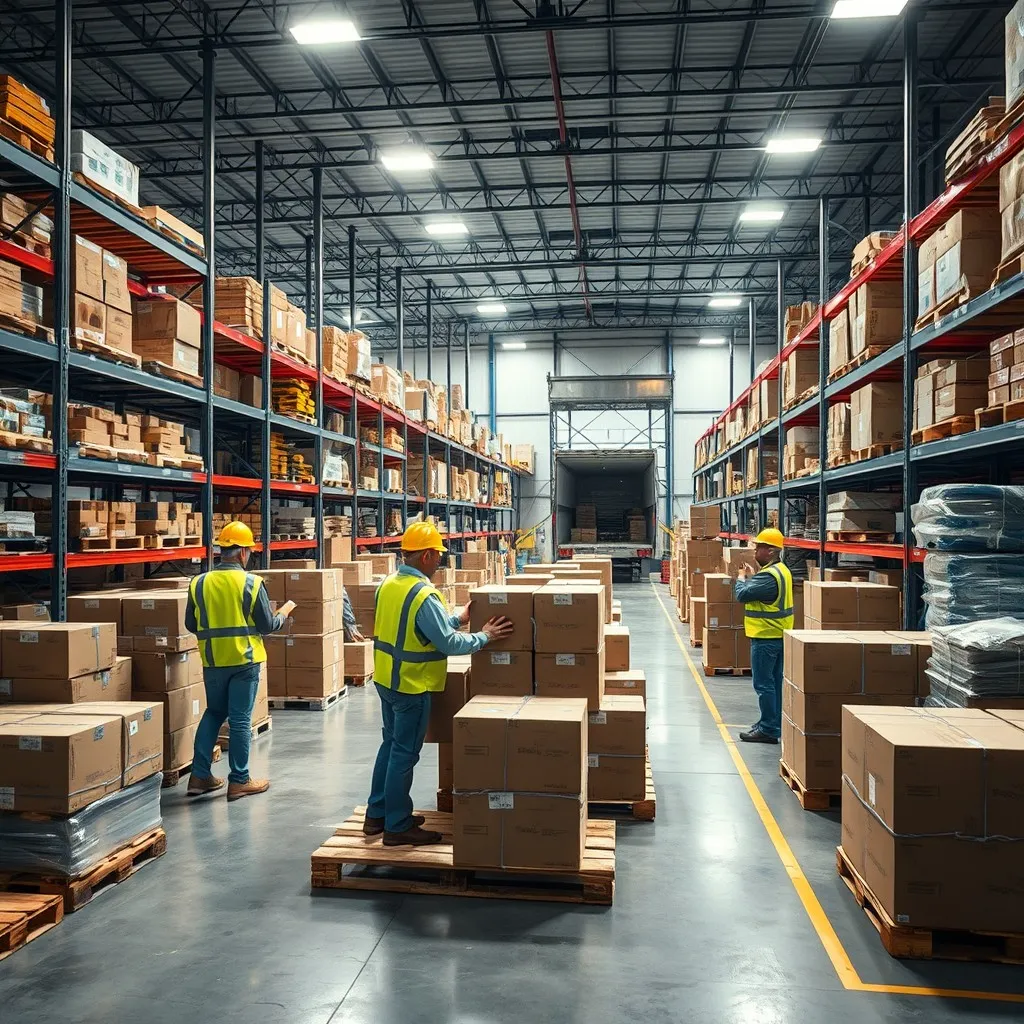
(67, 545, 205, 568)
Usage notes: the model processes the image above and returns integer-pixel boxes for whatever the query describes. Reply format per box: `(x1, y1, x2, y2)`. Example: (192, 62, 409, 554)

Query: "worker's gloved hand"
(482, 616, 514, 642)
(279, 600, 297, 618)
(459, 603, 472, 626)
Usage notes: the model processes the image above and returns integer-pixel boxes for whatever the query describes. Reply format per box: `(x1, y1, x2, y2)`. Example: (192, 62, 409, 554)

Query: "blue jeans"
(192, 663, 261, 785)
(750, 637, 784, 739)
(367, 683, 431, 833)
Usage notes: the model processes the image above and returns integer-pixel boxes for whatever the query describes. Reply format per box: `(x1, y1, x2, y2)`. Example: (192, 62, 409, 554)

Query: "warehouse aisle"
(1, 583, 1023, 1022)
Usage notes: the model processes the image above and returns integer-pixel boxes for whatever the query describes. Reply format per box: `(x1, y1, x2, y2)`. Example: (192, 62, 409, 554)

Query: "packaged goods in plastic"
(912, 484, 1024, 552)
(0, 773, 161, 877)
(922, 552, 1024, 627)
(925, 617, 1024, 706)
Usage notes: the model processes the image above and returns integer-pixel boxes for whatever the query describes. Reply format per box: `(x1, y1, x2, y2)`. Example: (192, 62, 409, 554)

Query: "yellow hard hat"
(754, 527, 785, 549)
(401, 521, 447, 553)
(217, 521, 256, 548)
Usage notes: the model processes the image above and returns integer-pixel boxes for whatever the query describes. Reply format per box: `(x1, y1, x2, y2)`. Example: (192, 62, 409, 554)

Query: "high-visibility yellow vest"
(743, 561, 795, 640)
(373, 572, 449, 694)
(189, 568, 267, 668)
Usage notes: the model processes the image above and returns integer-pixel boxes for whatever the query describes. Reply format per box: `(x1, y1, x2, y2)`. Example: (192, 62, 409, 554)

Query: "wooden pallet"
(217, 715, 273, 749)
(588, 753, 656, 821)
(77, 536, 145, 551)
(0, 431, 53, 454)
(992, 252, 1024, 287)
(779, 759, 840, 812)
(850, 442, 902, 462)
(271, 342, 313, 367)
(141, 360, 203, 390)
(344, 674, 369, 688)
(0, 892, 63, 961)
(270, 533, 316, 542)
(0, 309, 54, 343)
(825, 531, 896, 544)
(975, 400, 1024, 430)
(310, 807, 616, 906)
(142, 534, 201, 549)
(436, 788, 453, 813)
(912, 415, 976, 445)
(0, 117, 54, 161)
(827, 451, 852, 468)
(70, 171, 145, 218)
(827, 346, 888, 383)
(783, 385, 819, 412)
(161, 744, 221, 788)
(914, 289, 970, 331)
(269, 689, 345, 712)
(836, 844, 1024, 963)
(703, 666, 750, 677)
(0, 828, 166, 913)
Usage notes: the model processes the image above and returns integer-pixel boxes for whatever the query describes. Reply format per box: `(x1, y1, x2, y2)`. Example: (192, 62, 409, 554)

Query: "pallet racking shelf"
(0, 58, 523, 617)
(692, 31, 1024, 625)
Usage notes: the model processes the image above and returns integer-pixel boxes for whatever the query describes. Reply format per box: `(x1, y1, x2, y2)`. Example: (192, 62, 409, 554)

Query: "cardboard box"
(534, 647, 604, 710)
(286, 661, 343, 699)
(1, 622, 116, 679)
(72, 292, 105, 345)
(469, 649, 533, 699)
(438, 741, 453, 791)
(284, 570, 340, 603)
(131, 649, 202, 693)
(161, 681, 206, 734)
(0, 602, 49, 623)
(283, 631, 343, 670)
(701, 627, 744, 671)
(324, 536, 354, 568)
(165, 723, 197, 771)
(851, 280, 902, 355)
(934, 381, 986, 421)
(829, 308, 849, 371)
(533, 586, 604, 653)
(63, 699, 163, 785)
(1008, 0, 1024, 112)
(0, 712, 123, 812)
(0, 654, 131, 704)
(71, 236, 103, 301)
(468, 586, 536, 651)
(285, 601, 341, 635)
(425, 657, 471, 743)
(588, 695, 646, 800)
(850, 382, 903, 451)
(102, 250, 131, 312)
(603, 669, 646, 699)
(603, 624, 630, 672)
(133, 297, 201, 347)
(802, 582, 900, 629)
(782, 714, 841, 792)
(344, 640, 373, 678)
(120, 592, 189, 641)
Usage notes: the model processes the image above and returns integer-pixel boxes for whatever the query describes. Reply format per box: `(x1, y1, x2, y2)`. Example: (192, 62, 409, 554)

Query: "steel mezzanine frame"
(0, 9, 522, 618)
(690, 9, 1024, 629)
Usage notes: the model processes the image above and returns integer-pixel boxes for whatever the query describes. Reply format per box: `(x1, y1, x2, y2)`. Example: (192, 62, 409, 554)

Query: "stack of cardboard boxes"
(913, 355, 988, 431)
(213, 365, 263, 408)
(782, 346, 818, 408)
(132, 297, 202, 380)
(67, 236, 133, 358)
(803, 580, 901, 630)
(264, 569, 346, 700)
(784, 426, 819, 478)
(982, 333, 1024, 410)
(827, 403, 851, 466)
(699, 573, 750, 673)
(782, 630, 930, 795)
(824, 490, 900, 538)
(840, 704, 1024, 933)
(849, 382, 902, 456)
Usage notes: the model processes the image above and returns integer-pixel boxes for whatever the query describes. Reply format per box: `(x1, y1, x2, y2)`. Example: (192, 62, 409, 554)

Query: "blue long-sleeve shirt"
(397, 563, 490, 656)
(733, 562, 781, 605)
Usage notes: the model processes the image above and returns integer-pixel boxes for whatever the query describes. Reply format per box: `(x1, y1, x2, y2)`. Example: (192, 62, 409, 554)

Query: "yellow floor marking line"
(650, 580, 1024, 1004)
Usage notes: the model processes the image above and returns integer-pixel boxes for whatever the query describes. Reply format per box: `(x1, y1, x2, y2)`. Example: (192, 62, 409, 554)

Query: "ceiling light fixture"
(740, 205, 786, 224)
(765, 136, 822, 155)
(477, 302, 508, 315)
(289, 18, 361, 45)
(502, 341, 527, 350)
(707, 296, 743, 309)
(424, 219, 469, 237)
(344, 310, 377, 326)
(698, 337, 727, 346)
(831, 0, 908, 17)
(380, 147, 434, 173)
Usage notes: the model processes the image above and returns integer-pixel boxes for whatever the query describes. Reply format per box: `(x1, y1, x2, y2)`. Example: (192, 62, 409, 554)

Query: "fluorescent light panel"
(740, 205, 785, 224)
(289, 18, 361, 44)
(380, 147, 434, 173)
(502, 341, 527, 350)
(477, 302, 507, 315)
(424, 220, 469, 237)
(707, 296, 743, 309)
(831, 0, 907, 17)
(698, 337, 726, 346)
(765, 136, 822, 154)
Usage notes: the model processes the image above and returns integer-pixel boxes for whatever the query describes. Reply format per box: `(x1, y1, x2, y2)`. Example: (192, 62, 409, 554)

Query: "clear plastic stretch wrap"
(912, 484, 1024, 552)
(925, 617, 1024, 706)
(922, 552, 1024, 628)
(0, 773, 162, 877)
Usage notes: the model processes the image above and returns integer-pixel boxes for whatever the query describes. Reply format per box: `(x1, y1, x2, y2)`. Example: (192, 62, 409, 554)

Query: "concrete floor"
(2, 581, 1024, 1022)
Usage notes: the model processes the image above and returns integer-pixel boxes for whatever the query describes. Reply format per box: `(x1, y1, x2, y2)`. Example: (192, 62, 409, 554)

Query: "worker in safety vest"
(185, 521, 295, 800)
(365, 521, 514, 846)
(734, 528, 794, 745)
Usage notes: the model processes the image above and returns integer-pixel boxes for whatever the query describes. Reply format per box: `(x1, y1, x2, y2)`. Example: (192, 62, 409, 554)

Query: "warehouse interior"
(2, 0, 1024, 1021)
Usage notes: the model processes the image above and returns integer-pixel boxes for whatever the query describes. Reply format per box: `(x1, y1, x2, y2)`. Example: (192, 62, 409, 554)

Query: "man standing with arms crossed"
(365, 522, 514, 846)
(185, 522, 294, 800)
(733, 528, 793, 745)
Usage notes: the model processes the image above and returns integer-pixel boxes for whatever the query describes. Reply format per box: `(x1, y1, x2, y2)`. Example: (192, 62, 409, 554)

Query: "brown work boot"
(383, 825, 443, 846)
(363, 813, 424, 837)
(227, 777, 270, 801)
(187, 775, 225, 797)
